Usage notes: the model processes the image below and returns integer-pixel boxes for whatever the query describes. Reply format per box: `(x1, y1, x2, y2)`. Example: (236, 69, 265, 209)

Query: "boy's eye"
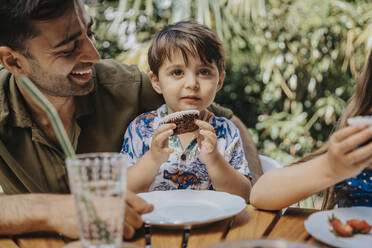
(171, 69, 183, 77)
(199, 69, 211, 76)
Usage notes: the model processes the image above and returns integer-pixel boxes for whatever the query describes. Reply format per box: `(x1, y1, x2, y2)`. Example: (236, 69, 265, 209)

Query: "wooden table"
(0, 206, 330, 248)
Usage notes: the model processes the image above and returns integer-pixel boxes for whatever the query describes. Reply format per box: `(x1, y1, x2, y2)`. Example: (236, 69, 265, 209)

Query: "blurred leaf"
(89, 0, 371, 164)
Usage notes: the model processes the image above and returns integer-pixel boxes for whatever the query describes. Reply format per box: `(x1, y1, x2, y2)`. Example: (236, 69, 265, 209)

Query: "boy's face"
(149, 50, 225, 114)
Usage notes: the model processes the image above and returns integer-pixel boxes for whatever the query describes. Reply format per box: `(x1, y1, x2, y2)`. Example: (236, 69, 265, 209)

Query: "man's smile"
(69, 68, 93, 83)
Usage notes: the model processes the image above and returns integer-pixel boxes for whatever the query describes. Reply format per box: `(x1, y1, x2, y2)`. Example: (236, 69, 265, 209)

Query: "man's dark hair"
(148, 21, 225, 76)
(0, 0, 74, 52)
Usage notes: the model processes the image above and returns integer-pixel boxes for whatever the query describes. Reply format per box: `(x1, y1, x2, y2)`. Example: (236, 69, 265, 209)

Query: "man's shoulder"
(93, 59, 143, 85)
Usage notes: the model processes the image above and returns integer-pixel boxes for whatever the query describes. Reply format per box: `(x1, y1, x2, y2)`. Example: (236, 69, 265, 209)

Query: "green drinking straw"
(18, 76, 113, 243)
(19, 76, 75, 158)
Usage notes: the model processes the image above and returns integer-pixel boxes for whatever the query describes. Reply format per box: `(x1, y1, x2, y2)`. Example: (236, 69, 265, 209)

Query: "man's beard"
(27, 59, 94, 97)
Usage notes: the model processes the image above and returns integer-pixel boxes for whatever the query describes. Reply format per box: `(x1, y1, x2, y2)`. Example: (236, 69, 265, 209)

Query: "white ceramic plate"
(206, 239, 320, 248)
(137, 190, 246, 228)
(304, 207, 372, 248)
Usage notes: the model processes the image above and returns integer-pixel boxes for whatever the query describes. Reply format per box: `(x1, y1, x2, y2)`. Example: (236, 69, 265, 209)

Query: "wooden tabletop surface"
(0, 206, 330, 248)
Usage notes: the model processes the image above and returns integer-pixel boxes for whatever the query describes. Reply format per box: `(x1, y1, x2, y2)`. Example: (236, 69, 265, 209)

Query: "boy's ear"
(216, 71, 226, 91)
(148, 71, 163, 94)
(0, 46, 28, 76)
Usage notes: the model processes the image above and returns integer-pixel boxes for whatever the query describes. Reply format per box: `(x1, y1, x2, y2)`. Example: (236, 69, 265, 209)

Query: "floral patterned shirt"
(120, 104, 250, 191)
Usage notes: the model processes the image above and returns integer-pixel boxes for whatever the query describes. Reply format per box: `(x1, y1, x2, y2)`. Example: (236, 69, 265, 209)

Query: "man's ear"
(216, 71, 226, 91)
(0, 46, 28, 75)
(148, 71, 163, 94)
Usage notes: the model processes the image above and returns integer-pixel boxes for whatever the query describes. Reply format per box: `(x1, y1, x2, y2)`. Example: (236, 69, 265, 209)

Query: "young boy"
(120, 21, 251, 201)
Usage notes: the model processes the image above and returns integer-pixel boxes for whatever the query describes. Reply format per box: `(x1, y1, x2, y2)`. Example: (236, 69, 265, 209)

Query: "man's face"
(22, 4, 100, 97)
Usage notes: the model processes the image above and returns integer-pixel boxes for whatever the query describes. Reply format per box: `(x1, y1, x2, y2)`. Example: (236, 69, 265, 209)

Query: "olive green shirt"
(0, 59, 232, 194)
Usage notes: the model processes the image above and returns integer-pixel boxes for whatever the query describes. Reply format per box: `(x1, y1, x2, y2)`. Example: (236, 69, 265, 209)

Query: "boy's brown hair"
(148, 21, 225, 76)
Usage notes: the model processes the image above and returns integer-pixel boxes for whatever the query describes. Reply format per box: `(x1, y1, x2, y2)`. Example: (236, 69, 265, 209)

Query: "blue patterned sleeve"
(224, 121, 251, 178)
(120, 118, 145, 167)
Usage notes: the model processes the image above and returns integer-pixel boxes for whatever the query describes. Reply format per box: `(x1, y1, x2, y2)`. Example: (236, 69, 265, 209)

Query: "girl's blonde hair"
(298, 50, 372, 209)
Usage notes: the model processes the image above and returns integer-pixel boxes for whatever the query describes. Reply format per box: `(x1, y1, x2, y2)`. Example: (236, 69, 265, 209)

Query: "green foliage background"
(87, 0, 372, 166)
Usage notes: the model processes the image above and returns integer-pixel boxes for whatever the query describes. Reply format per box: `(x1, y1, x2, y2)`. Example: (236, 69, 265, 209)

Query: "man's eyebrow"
(53, 18, 94, 49)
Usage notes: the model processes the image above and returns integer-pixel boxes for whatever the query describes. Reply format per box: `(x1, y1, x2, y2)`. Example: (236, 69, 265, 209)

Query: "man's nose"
(78, 35, 100, 63)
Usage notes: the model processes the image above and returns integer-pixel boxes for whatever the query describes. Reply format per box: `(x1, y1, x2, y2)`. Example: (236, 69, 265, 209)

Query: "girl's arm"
(250, 124, 372, 210)
(195, 120, 251, 201)
(250, 154, 336, 210)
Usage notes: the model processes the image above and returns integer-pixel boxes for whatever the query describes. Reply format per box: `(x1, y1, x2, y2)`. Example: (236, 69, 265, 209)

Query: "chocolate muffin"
(162, 110, 200, 135)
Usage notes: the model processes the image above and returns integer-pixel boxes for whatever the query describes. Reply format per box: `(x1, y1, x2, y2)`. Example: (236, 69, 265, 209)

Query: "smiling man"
(0, 0, 259, 239)
(0, 0, 159, 238)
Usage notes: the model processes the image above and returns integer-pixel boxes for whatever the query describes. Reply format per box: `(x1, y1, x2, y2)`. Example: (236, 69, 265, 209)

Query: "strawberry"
(347, 219, 372, 234)
(329, 215, 353, 237)
(361, 224, 372, 234)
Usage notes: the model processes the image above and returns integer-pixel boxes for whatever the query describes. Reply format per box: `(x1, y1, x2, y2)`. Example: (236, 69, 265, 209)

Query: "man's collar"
(3, 74, 34, 128)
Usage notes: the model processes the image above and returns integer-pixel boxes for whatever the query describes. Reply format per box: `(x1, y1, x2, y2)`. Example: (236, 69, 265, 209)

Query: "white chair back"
(259, 155, 282, 173)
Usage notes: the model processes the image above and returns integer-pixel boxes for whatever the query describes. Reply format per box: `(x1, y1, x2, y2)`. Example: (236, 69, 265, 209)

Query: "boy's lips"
(182, 96, 201, 100)
(181, 97, 201, 104)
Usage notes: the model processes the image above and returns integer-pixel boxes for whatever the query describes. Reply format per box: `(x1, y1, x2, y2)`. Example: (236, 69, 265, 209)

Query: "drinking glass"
(66, 153, 127, 248)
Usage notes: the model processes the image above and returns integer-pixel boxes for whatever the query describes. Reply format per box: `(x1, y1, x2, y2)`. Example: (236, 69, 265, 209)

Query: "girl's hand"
(149, 123, 176, 164)
(325, 124, 372, 180)
(195, 120, 220, 164)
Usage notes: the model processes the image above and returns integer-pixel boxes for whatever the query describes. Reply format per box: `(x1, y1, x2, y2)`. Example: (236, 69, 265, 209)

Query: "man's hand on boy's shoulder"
(208, 102, 233, 119)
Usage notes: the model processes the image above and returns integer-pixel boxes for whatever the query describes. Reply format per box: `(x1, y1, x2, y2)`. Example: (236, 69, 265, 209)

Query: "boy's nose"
(185, 74, 199, 89)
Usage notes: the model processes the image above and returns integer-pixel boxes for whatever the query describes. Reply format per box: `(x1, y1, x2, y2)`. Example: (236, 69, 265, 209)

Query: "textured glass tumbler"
(66, 153, 127, 248)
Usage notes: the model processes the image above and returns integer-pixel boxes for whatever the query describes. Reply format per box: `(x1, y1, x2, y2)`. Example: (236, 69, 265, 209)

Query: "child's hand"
(195, 120, 221, 164)
(149, 123, 176, 165)
(325, 124, 372, 180)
